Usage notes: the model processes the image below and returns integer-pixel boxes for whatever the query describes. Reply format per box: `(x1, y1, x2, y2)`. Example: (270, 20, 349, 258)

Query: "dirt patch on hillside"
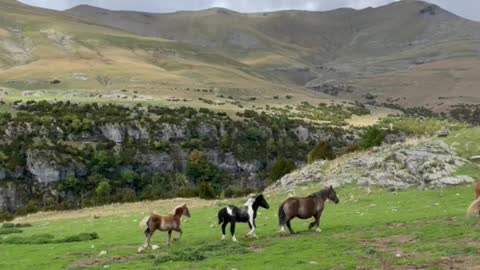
(390, 255, 480, 270)
(69, 255, 140, 269)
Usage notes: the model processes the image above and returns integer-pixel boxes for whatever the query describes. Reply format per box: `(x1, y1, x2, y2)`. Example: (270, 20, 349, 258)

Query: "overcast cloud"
(18, 0, 480, 21)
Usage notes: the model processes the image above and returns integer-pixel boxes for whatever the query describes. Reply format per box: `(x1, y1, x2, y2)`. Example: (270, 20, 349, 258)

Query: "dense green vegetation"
(0, 101, 354, 216)
(271, 101, 370, 126)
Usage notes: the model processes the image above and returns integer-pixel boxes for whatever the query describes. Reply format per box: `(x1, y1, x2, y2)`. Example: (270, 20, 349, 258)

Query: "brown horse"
(143, 204, 191, 249)
(467, 181, 480, 217)
(278, 186, 339, 234)
(476, 181, 480, 199)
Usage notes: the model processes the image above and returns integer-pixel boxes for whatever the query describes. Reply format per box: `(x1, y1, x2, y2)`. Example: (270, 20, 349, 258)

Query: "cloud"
(18, 0, 480, 21)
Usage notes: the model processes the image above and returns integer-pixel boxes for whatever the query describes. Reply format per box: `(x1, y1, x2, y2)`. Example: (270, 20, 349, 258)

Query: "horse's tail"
(218, 208, 226, 225)
(467, 198, 480, 217)
(139, 215, 151, 229)
(278, 202, 287, 226)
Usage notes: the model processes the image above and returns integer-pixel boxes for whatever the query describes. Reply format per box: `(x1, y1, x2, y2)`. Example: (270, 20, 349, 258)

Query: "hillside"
(66, 0, 480, 109)
(0, 0, 328, 111)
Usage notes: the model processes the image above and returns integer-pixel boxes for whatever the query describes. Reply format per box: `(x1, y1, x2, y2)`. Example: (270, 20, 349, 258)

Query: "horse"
(142, 203, 191, 249)
(476, 181, 480, 199)
(467, 181, 480, 217)
(278, 186, 339, 234)
(217, 194, 270, 242)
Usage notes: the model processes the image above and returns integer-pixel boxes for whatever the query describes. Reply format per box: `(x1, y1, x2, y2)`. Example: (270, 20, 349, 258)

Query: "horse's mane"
(170, 204, 186, 216)
(309, 188, 329, 199)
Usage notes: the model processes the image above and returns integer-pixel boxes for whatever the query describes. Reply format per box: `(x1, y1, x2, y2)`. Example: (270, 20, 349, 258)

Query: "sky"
(18, 0, 480, 21)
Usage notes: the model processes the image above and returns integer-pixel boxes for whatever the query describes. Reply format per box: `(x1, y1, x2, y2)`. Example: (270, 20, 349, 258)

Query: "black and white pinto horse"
(217, 194, 270, 242)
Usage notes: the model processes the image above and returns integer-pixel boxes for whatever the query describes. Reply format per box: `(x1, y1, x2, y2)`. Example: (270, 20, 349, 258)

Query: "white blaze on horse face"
(226, 207, 233, 216)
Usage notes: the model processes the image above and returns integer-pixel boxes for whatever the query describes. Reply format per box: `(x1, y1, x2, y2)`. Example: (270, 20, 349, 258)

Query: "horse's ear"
(329, 185, 333, 190)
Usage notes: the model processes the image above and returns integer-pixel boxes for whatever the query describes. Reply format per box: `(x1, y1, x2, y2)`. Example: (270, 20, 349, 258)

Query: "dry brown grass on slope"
(13, 198, 219, 224)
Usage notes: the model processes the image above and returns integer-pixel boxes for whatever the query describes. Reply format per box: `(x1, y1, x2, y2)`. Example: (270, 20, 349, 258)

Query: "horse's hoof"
(315, 228, 322, 233)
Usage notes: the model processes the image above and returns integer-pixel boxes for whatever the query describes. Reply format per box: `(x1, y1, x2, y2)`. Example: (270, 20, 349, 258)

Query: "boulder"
(437, 128, 449, 137)
(268, 139, 472, 192)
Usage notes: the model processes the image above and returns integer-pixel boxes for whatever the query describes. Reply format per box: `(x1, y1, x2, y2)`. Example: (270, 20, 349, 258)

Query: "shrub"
(60, 232, 98, 243)
(270, 158, 296, 182)
(198, 182, 217, 200)
(176, 187, 198, 198)
(223, 186, 255, 198)
(307, 142, 336, 164)
(0, 228, 23, 235)
(359, 126, 385, 149)
(1, 223, 32, 228)
(0, 212, 14, 223)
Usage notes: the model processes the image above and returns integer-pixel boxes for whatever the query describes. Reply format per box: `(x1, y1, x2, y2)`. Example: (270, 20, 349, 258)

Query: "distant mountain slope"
(1, 0, 480, 110)
(0, 0, 297, 96)
(67, 1, 480, 108)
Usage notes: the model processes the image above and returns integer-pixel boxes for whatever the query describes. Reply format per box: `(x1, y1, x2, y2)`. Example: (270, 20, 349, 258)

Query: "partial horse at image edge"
(467, 181, 480, 217)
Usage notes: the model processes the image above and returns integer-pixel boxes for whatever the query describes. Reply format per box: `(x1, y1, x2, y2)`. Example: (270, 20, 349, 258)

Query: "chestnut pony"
(143, 204, 191, 248)
(278, 186, 339, 234)
(467, 181, 480, 217)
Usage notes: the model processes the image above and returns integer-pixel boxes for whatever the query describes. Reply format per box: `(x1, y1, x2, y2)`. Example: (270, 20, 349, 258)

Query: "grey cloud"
(18, 0, 480, 21)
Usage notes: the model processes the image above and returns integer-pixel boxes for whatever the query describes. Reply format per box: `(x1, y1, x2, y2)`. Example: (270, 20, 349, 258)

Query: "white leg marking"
(221, 235, 226, 240)
(232, 235, 238, 242)
(315, 227, 322, 233)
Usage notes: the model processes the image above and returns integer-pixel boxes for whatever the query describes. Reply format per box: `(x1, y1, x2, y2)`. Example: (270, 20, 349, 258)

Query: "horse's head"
(181, 204, 191, 218)
(173, 203, 191, 218)
(254, 194, 270, 209)
(326, 185, 340, 204)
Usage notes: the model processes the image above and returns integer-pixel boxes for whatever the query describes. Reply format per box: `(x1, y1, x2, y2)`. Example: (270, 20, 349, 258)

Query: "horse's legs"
(309, 214, 321, 232)
(144, 227, 154, 248)
(230, 221, 238, 242)
(286, 218, 296, 234)
(173, 227, 183, 241)
(247, 220, 258, 238)
(221, 222, 228, 240)
(167, 230, 172, 246)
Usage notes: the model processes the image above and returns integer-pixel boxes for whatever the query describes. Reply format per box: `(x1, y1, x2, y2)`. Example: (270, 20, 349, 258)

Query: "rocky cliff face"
(268, 139, 474, 192)
(0, 103, 359, 212)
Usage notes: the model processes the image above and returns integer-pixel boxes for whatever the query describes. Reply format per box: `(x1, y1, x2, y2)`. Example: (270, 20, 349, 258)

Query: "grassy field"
(2, 183, 479, 270)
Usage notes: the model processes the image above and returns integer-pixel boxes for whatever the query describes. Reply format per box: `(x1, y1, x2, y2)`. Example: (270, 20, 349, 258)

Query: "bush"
(15, 201, 39, 216)
(0, 212, 15, 223)
(0, 232, 98, 245)
(176, 187, 198, 198)
(359, 127, 385, 149)
(223, 186, 255, 198)
(198, 182, 217, 200)
(307, 142, 336, 164)
(1, 223, 32, 228)
(270, 158, 296, 182)
(0, 228, 23, 235)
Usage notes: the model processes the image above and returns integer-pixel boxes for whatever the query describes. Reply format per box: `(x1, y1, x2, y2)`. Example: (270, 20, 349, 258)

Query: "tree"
(186, 150, 222, 184)
(270, 158, 296, 182)
(307, 142, 336, 164)
(96, 181, 112, 203)
(359, 127, 385, 149)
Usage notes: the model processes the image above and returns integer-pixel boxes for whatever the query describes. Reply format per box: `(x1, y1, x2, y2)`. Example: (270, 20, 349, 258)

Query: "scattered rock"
(437, 128, 449, 137)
